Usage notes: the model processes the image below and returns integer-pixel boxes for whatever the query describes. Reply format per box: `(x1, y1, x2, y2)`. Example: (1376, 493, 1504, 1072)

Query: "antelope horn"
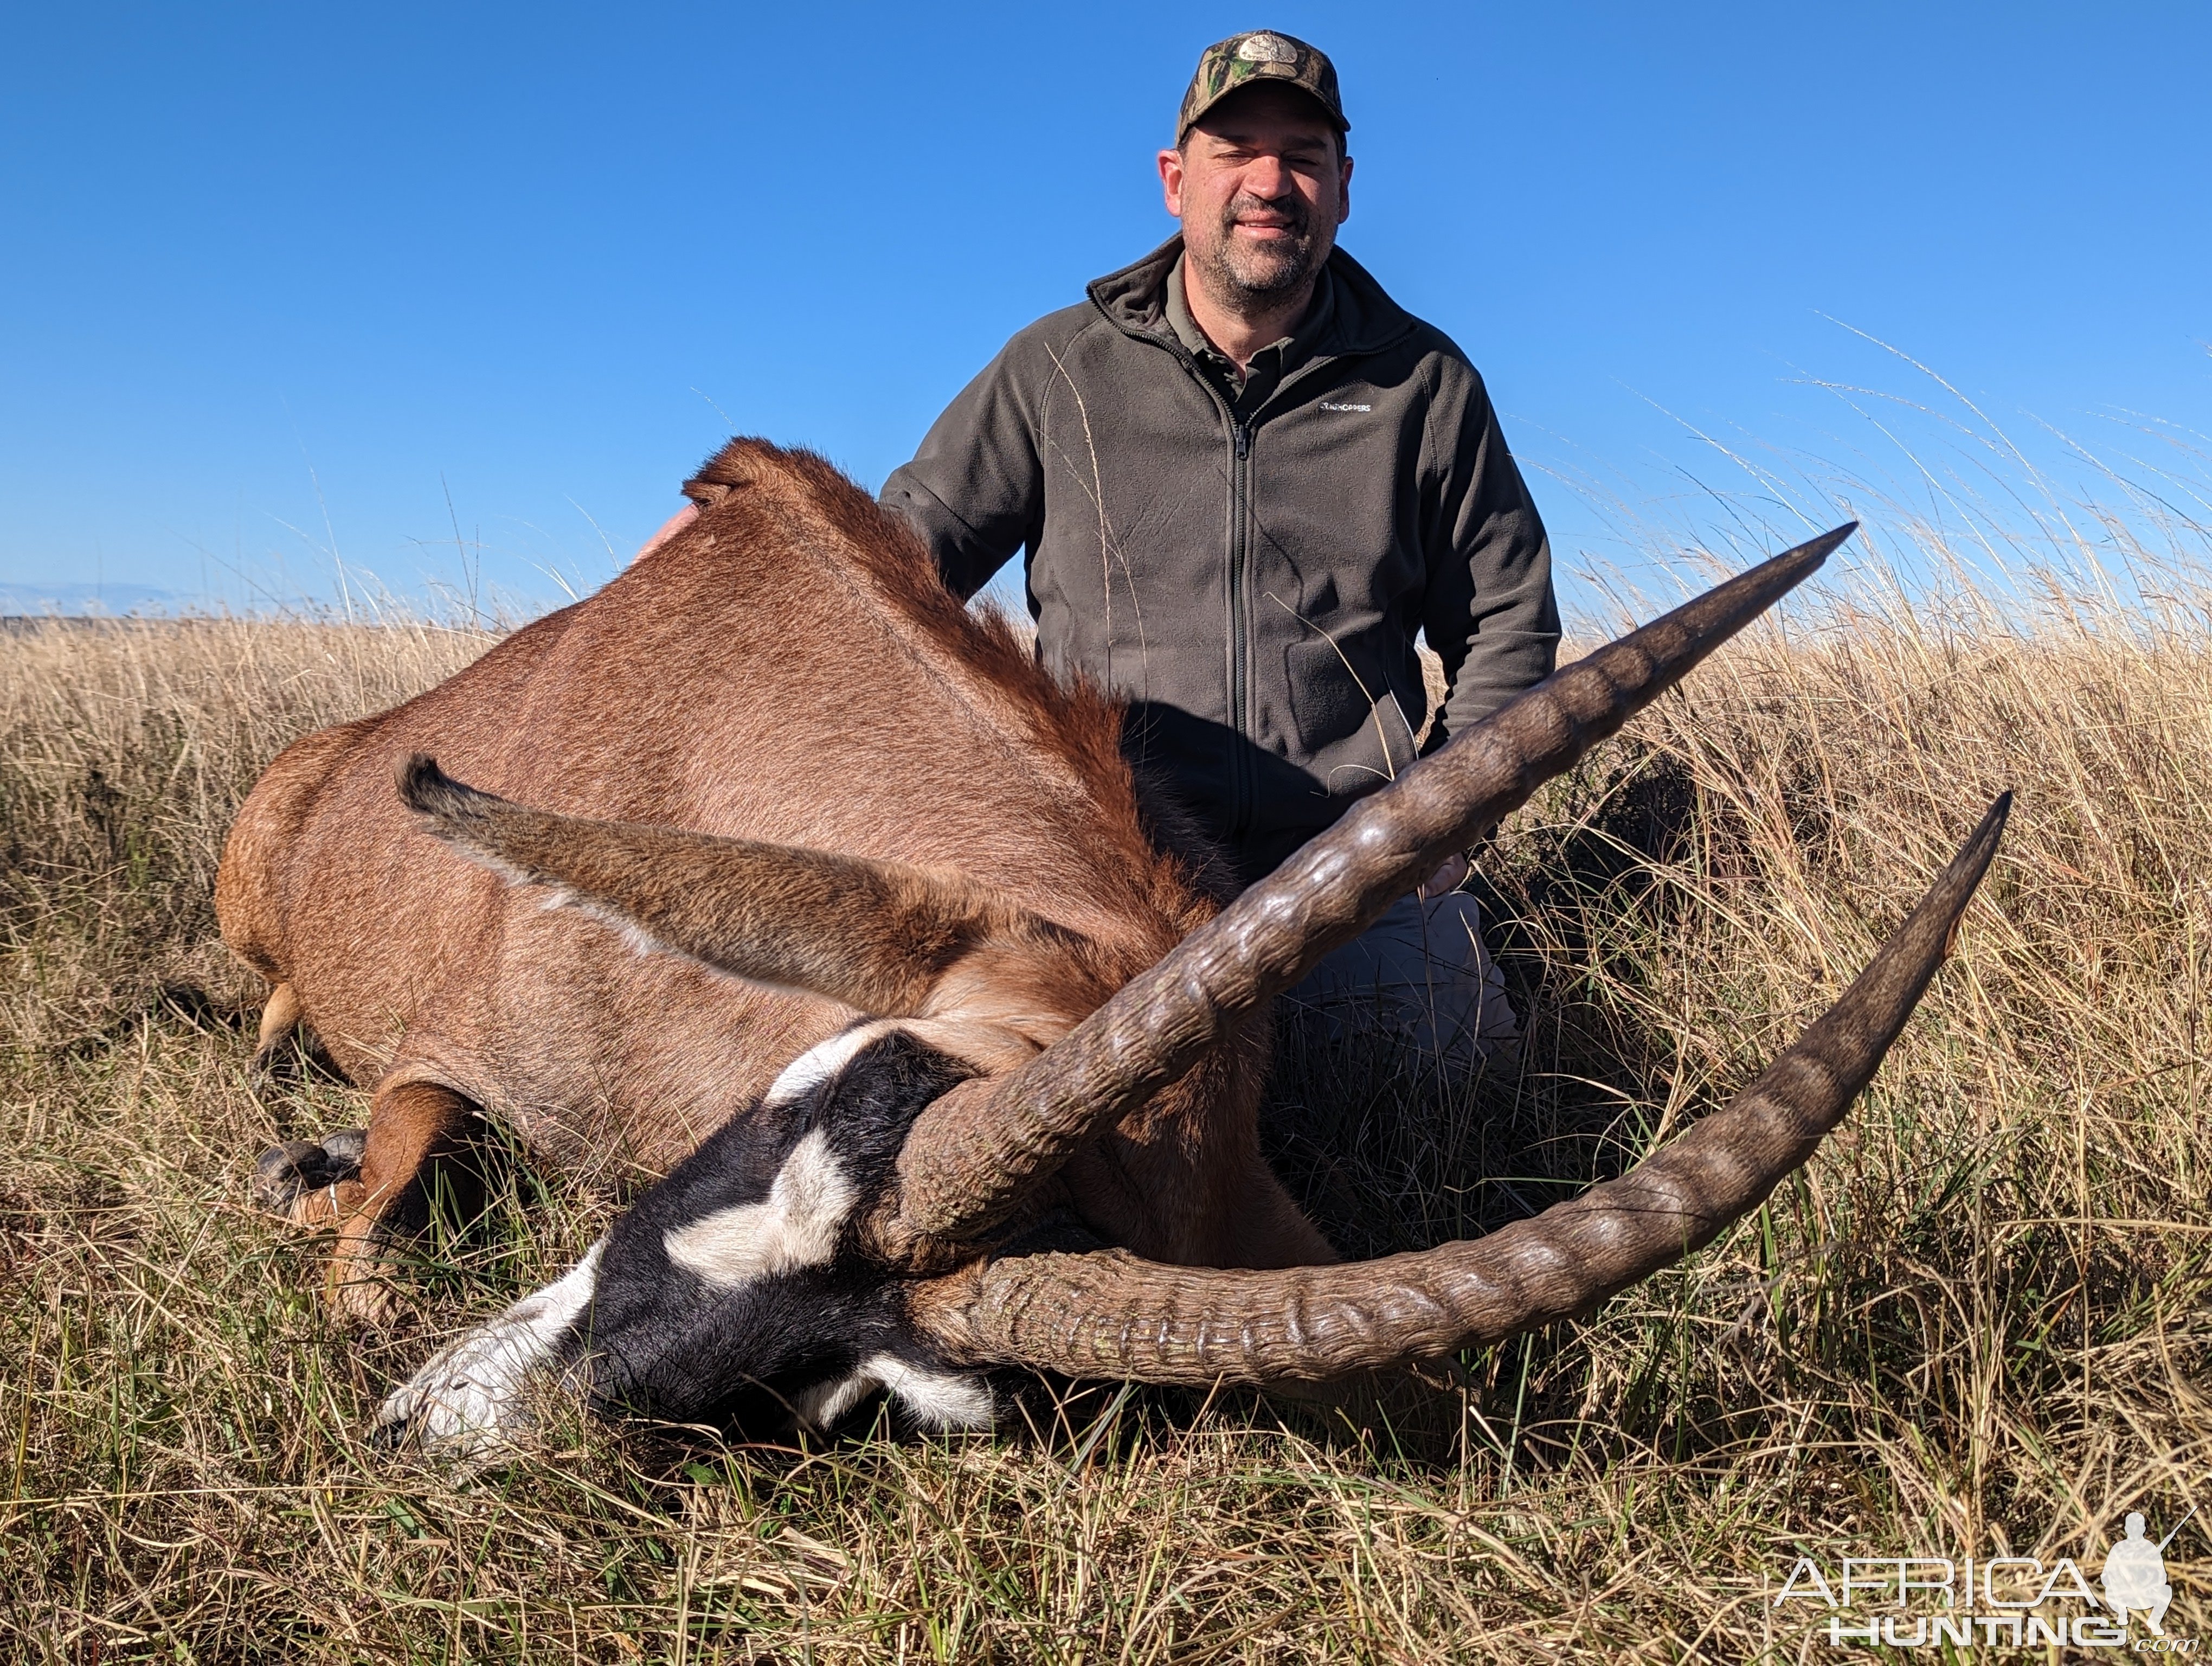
(885, 524, 1859, 1250)
(911, 794, 2009, 1380)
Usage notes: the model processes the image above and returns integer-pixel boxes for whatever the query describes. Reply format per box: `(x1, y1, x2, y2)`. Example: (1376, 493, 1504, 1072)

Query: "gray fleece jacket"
(881, 235, 1559, 883)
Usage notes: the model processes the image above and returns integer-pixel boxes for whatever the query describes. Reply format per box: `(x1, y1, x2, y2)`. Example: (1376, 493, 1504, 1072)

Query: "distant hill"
(0, 581, 182, 616)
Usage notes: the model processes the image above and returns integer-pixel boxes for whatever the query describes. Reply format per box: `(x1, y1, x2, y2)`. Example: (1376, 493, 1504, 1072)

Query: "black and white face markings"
(375, 1023, 998, 1453)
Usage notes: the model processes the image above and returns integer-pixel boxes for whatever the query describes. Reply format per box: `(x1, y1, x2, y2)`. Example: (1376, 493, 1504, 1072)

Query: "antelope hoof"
(251, 1128, 368, 1214)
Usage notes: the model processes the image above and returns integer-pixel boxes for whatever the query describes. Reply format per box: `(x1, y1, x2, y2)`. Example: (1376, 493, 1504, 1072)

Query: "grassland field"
(1, 518, 2207, 1662)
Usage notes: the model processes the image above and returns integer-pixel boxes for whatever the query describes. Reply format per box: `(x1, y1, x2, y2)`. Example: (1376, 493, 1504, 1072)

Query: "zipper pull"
(1234, 424, 1250, 459)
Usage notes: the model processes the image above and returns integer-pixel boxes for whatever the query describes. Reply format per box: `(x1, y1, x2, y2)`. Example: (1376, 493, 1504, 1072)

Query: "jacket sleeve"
(1418, 355, 1561, 747)
(878, 335, 1045, 603)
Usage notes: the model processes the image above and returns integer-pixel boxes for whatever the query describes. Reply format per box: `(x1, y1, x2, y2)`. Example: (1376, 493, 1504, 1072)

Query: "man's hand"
(1417, 851, 1469, 900)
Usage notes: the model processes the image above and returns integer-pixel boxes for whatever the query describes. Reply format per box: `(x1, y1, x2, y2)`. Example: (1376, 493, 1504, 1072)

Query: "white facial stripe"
(375, 1241, 605, 1451)
(787, 1354, 994, 1433)
(763, 1021, 898, 1108)
(792, 1364, 884, 1431)
(870, 1354, 995, 1431)
(663, 1127, 857, 1287)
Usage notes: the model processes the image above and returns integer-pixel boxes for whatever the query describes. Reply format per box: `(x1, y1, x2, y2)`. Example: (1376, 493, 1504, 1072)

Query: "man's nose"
(1238, 153, 1294, 201)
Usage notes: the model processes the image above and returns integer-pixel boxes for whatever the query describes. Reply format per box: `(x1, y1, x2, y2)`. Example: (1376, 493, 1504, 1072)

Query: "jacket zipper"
(1227, 418, 1252, 836)
(1122, 325, 1261, 837)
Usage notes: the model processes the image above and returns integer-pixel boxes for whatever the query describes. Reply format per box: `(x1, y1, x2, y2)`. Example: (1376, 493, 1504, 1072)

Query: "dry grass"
(2, 533, 2208, 1660)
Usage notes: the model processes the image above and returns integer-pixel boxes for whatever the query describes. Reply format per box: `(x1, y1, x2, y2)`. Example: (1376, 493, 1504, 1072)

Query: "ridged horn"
(911, 794, 2010, 1381)
(885, 524, 1859, 1250)
(396, 754, 1082, 1018)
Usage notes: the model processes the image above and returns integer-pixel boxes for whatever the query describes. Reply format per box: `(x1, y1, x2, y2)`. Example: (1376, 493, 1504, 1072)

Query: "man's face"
(1160, 84, 1351, 310)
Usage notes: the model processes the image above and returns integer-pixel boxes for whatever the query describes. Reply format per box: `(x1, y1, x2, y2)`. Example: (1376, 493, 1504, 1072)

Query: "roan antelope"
(215, 438, 2007, 1449)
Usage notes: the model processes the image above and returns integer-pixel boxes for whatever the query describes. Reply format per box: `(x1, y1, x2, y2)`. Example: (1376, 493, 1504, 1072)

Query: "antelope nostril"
(368, 1414, 410, 1452)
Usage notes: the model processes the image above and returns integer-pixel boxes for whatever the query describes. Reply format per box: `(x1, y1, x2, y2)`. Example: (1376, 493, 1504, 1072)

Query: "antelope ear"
(396, 755, 1097, 1023)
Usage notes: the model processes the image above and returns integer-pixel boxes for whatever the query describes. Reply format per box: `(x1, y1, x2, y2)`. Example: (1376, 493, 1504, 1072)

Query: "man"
(634, 35, 1554, 1055)
(877, 33, 1558, 1060)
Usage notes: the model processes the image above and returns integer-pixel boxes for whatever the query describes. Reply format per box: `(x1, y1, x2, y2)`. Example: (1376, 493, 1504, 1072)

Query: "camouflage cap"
(1176, 30, 1347, 145)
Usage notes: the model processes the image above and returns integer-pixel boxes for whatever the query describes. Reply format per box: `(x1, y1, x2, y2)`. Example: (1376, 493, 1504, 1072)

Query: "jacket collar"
(1086, 233, 1419, 360)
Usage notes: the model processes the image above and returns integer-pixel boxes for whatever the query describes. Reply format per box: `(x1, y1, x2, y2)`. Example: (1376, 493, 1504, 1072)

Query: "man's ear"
(1159, 146, 1187, 219)
(1336, 153, 1353, 225)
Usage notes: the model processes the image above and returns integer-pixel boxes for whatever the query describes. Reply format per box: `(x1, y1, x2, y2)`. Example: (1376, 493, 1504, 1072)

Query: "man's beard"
(1193, 191, 1323, 312)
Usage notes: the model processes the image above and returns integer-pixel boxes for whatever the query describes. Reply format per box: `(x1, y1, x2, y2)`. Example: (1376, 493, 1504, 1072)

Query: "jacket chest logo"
(1318, 400, 1372, 413)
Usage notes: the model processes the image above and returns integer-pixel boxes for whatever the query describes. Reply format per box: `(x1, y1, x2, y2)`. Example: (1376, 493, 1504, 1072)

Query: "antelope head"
(374, 524, 2011, 1450)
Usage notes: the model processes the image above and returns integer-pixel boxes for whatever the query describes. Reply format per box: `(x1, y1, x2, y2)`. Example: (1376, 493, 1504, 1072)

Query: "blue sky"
(2, 3, 2206, 617)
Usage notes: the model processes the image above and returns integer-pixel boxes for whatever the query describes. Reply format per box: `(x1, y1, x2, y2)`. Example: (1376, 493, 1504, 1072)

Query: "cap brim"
(1179, 79, 1349, 145)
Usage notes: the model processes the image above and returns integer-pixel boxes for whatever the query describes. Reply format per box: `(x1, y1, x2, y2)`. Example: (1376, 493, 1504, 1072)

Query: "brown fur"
(396, 756, 1110, 1034)
(219, 438, 1332, 1308)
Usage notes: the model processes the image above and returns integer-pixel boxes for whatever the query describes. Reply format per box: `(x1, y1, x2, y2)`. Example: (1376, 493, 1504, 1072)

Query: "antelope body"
(216, 438, 2005, 1449)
